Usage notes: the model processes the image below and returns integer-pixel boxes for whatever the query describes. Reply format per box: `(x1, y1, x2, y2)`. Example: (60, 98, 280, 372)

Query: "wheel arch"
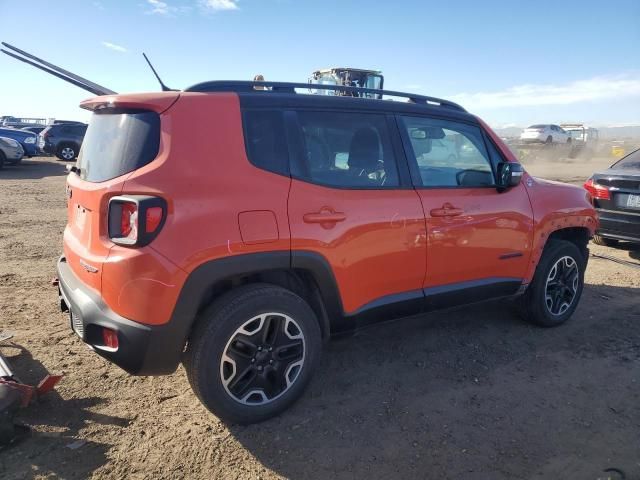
(547, 226, 590, 258)
(169, 251, 344, 368)
(525, 223, 593, 283)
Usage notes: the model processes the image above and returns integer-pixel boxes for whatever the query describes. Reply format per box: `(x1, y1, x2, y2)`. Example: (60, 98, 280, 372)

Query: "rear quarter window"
(243, 110, 289, 175)
(77, 110, 160, 182)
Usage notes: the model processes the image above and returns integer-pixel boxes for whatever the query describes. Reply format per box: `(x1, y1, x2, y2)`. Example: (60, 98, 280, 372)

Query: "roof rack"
(185, 81, 466, 112)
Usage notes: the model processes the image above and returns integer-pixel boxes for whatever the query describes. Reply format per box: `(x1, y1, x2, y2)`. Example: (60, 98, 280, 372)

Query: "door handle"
(303, 209, 346, 224)
(430, 203, 463, 217)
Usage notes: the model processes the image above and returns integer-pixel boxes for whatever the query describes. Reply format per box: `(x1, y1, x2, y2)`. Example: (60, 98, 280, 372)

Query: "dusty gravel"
(1, 156, 639, 480)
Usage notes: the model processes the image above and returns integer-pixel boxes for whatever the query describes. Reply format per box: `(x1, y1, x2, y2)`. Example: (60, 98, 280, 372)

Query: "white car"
(520, 124, 570, 144)
(0, 136, 25, 168)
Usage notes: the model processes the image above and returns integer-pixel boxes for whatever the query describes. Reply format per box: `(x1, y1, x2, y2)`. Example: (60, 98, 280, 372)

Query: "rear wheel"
(593, 234, 618, 247)
(0, 151, 5, 169)
(519, 240, 585, 327)
(545, 135, 553, 144)
(56, 143, 77, 161)
(184, 284, 322, 424)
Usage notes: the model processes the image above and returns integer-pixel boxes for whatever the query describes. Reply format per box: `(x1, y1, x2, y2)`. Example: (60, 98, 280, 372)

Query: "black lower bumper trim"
(56, 256, 182, 375)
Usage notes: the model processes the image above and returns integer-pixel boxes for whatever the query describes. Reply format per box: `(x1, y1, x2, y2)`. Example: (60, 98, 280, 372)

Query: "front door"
(286, 110, 427, 316)
(398, 114, 534, 301)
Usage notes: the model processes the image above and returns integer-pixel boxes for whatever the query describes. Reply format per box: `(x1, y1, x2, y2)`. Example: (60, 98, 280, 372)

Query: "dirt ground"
(1, 156, 638, 480)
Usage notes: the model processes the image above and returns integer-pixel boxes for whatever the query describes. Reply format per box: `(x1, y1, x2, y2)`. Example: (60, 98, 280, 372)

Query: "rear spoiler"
(1, 42, 117, 96)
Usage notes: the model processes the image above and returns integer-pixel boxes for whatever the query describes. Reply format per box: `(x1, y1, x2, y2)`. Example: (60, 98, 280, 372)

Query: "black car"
(39, 123, 87, 160)
(585, 148, 640, 246)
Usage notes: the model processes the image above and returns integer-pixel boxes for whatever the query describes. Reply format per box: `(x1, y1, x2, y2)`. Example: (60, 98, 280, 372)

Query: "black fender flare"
(156, 250, 345, 374)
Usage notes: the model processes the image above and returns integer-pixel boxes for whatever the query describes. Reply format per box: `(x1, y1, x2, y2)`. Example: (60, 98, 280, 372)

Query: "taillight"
(583, 178, 610, 200)
(108, 195, 167, 247)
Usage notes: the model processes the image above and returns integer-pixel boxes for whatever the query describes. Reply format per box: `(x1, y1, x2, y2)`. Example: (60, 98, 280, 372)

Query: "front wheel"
(184, 284, 322, 424)
(519, 240, 585, 327)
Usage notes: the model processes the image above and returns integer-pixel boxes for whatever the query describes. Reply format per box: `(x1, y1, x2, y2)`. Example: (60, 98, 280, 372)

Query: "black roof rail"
(185, 80, 466, 112)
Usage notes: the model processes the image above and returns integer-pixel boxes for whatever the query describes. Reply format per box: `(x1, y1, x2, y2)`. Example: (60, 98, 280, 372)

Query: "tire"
(184, 284, 322, 424)
(593, 234, 618, 247)
(0, 151, 5, 170)
(56, 143, 77, 161)
(545, 136, 553, 144)
(519, 240, 585, 327)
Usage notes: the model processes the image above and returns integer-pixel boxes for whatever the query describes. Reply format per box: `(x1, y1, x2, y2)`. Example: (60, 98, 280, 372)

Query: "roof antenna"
(143, 53, 174, 92)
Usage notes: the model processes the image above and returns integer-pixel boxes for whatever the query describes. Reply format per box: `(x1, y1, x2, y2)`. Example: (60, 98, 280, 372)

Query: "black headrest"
(348, 128, 379, 171)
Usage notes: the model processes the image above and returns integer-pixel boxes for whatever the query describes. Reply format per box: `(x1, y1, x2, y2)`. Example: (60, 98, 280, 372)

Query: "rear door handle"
(303, 209, 346, 224)
(430, 203, 463, 217)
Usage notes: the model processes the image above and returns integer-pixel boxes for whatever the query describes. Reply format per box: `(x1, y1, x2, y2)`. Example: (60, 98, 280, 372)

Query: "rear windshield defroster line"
(77, 109, 160, 182)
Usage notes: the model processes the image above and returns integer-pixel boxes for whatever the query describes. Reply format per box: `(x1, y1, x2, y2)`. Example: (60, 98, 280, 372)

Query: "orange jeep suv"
(56, 81, 597, 424)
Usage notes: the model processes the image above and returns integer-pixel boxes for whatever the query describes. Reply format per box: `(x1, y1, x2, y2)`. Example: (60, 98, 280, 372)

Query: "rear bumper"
(597, 208, 640, 243)
(56, 256, 183, 375)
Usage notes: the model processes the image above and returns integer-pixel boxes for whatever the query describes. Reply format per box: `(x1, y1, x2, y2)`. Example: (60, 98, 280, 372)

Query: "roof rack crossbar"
(185, 81, 466, 112)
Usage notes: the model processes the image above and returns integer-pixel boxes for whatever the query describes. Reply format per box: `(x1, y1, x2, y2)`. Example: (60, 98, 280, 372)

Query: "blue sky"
(0, 0, 638, 127)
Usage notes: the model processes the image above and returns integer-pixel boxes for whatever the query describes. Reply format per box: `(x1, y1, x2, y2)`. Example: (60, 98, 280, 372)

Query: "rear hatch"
(591, 150, 640, 237)
(593, 171, 640, 210)
(63, 94, 177, 292)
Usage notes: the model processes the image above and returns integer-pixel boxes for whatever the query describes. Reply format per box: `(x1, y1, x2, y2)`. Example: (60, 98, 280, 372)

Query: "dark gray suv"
(39, 123, 87, 160)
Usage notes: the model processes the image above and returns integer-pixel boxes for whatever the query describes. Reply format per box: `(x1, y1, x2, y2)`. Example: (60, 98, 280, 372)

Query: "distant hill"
(493, 125, 640, 140)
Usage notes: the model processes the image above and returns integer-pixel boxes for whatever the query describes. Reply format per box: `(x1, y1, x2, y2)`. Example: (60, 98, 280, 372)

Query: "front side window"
(400, 116, 494, 187)
(293, 111, 399, 188)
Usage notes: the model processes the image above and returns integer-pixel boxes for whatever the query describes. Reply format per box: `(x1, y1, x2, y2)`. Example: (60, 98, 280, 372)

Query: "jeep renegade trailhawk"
(56, 81, 597, 424)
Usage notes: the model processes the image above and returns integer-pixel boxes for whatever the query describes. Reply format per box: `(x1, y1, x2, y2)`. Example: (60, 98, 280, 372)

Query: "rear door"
(398, 114, 534, 302)
(286, 110, 427, 316)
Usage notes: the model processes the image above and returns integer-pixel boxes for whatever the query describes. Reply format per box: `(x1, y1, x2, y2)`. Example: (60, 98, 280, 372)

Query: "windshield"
(364, 75, 382, 90)
(565, 129, 584, 139)
(612, 148, 640, 170)
(77, 110, 160, 182)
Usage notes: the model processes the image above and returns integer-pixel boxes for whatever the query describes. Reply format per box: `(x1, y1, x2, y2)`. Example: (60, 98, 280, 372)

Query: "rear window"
(77, 110, 160, 182)
(612, 148, 640, 170)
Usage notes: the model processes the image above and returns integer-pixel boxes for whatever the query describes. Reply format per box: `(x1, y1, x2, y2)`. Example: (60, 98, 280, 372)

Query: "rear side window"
(400, 116, 494, 188)
(243, 110, 289, 175)
(291, 111, 399, 188)
(77, 110, 160, 182)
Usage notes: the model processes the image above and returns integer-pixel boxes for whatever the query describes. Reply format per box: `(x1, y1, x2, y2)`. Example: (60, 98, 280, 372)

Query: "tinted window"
(401, 116, 494, 187)
(77, 110, 160, 182)
(293, 111, 399, 188)
(244, 110, 289, 175)
(613, 149, 640, 170)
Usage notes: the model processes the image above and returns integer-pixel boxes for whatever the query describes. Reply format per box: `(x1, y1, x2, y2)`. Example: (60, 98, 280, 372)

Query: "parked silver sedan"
(0, 136, 25, 169)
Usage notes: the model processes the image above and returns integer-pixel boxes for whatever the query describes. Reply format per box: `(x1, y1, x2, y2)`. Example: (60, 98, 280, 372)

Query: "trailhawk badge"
(79, 259, 98, 274)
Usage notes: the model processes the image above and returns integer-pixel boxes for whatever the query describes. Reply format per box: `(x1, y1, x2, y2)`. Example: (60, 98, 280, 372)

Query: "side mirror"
(496, 162, 524, 192)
